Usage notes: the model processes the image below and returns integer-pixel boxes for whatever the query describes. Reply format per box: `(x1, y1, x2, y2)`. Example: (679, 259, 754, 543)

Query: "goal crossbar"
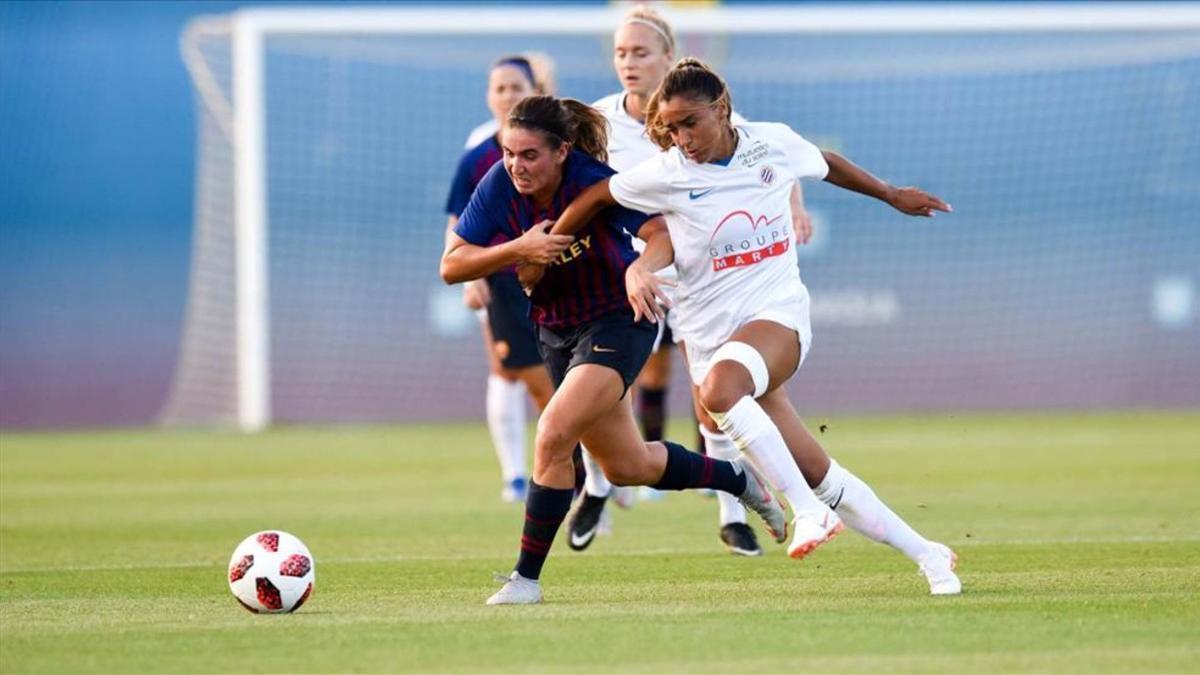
(228, 4, 1200, 35)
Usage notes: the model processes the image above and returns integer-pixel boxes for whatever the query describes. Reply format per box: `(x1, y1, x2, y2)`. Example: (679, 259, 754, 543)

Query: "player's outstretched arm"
(441, 227, 573, 284)
(821, 149, 952, 217)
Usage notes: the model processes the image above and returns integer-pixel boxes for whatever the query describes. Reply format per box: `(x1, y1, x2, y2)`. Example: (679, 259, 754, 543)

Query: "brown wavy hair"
(644, 58, 732, 151)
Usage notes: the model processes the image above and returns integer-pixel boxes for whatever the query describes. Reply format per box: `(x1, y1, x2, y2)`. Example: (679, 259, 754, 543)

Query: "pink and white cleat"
(787, 507, 843, 559)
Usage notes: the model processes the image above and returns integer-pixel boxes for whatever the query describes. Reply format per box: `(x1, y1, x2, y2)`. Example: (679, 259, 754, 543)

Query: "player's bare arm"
(445, 214, 491, 308)
(821, 149, 952, 217)
(624, 216, 675, 323)
(441, 226, 573, 284)
(517, 179, 620, 291)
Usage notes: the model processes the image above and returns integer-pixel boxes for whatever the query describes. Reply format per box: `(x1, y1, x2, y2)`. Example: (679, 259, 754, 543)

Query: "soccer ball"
(227, 530, 315, 613)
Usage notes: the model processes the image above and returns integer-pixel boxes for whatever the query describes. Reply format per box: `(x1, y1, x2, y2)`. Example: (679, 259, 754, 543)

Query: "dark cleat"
(567, 494, 608, 551)
(719, 522, 763, 557)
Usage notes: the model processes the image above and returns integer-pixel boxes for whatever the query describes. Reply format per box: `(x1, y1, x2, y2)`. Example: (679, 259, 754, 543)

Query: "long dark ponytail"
(507, 95, 609, 163)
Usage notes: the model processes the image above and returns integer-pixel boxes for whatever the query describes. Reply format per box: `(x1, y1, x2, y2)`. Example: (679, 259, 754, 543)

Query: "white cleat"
(486, 571, 543, 605)
(787, 507, 843, 560)
(732, 457, 788, 543)
(917, 543, 961, 596)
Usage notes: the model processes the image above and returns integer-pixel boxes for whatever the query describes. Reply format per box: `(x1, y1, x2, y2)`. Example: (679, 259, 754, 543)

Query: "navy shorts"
(486, 273, 542, 370)
(538, 310, 658, 394)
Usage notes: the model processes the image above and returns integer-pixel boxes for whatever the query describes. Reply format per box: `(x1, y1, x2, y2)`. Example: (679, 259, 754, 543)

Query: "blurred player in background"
(570, 4, 814, 557)
(446, 55, 549, 503)
(539, 59, 962, 595)
(464, 51, 559, 149)
(441, 95, 786, 605)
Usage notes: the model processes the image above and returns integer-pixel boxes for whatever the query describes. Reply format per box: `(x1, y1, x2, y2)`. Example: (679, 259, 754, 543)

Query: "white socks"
(700, 425, 746, 526)
(813, 460, 931, 562)
(485, 375, 527, 482)
(582, 448, 612, 498)
(709, 396, 827, 516)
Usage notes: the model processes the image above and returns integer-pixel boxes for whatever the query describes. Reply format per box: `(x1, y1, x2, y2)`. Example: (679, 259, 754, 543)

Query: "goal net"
(163, 5, 1200, 430)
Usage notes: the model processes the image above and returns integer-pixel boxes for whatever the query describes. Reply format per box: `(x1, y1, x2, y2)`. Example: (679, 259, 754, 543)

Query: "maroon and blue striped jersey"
(454, 150, 651, 330)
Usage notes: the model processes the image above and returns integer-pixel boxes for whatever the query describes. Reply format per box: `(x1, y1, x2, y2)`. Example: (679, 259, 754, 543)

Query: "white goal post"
(167, 3, 1200, 431)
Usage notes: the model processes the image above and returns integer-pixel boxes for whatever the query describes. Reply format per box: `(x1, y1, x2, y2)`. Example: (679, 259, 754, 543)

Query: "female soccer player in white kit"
(570, 5, 754, 554)
(571, 5, 816, 557)
(535, 59, 961, 594)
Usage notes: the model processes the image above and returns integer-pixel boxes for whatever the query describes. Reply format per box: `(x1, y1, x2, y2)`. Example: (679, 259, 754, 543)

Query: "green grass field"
(2, 411, 1198, 673)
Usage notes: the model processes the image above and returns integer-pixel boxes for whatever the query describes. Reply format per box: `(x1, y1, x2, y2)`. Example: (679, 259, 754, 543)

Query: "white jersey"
(593, 93, 663, 173)
(594, 93, 748, 173)
(464, 119, 499, 149)
(593, 93, 750, 312)
(608, 122, 828, 367)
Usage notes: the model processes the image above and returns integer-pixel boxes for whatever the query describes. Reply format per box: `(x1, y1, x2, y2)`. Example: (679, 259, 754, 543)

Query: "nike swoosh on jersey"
(592, 346, 617, 353)
(688, 188, 715, 200)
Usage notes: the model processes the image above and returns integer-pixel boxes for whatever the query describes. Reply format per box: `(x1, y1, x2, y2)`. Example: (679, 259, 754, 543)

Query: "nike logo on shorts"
(688, 188, 715, 200)
(592, 346, 617, 353)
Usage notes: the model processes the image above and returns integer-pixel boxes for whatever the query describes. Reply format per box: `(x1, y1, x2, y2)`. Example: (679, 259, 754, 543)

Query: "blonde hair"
(644, 58, 732, 150)
(622, 4, 676, 55)
(521, 50, 559, 96)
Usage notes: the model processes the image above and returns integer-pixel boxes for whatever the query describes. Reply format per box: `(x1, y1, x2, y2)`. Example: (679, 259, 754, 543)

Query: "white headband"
(624, 18, 674, 51)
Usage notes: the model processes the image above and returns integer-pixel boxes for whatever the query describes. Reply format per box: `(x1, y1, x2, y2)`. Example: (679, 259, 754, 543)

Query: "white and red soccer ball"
(228, 530, 315, 613)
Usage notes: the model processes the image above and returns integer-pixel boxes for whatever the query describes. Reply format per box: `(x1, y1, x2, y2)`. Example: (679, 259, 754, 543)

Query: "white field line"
(1, 534, 1197, 575)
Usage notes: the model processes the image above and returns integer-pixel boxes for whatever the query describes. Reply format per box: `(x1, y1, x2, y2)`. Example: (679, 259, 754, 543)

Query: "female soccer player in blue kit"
(440, 95, 786, 605)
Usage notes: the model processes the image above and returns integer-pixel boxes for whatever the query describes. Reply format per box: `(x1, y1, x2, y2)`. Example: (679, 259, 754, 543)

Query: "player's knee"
(544, 448, 576, 474)
(701, 342, 769, 411)
(534, 416, 575, 458)
(698, 373, 745, 415)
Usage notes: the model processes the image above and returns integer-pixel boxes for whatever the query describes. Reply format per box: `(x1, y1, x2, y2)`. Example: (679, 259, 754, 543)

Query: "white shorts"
(684, 284, 813, 388)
